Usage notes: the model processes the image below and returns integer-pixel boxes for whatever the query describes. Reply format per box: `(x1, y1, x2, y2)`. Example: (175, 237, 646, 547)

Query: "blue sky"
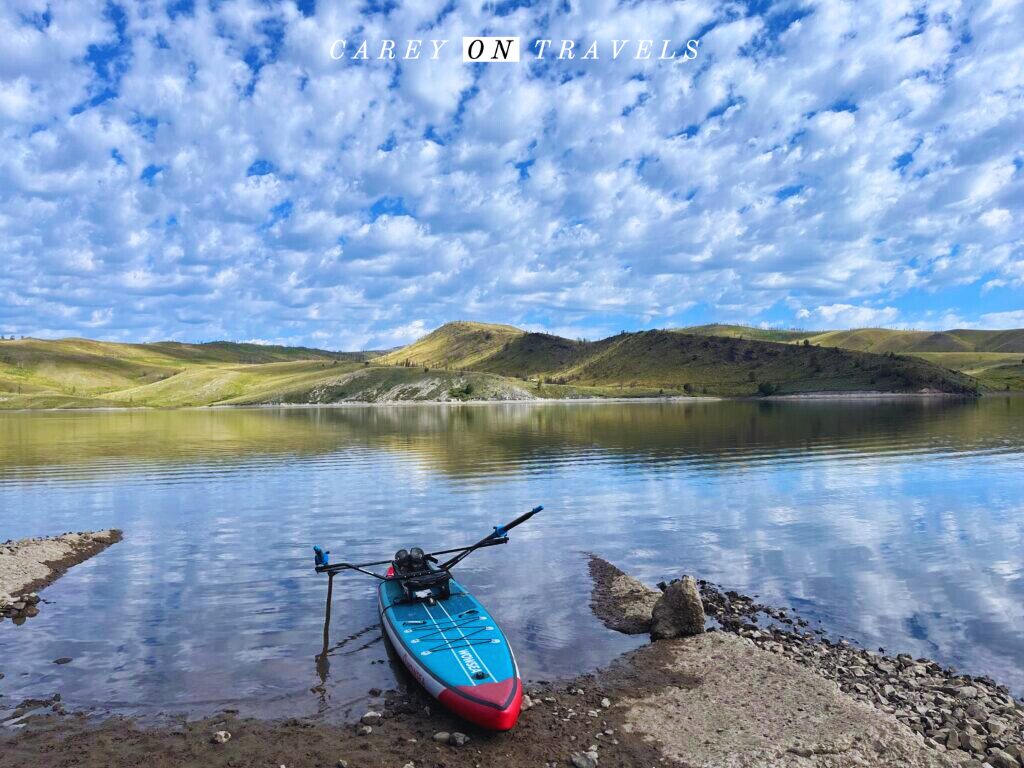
(0, 0, 1021, 349)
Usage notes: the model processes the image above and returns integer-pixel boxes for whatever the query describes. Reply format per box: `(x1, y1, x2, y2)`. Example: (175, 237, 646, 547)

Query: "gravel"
(699, 580, 1024, 764)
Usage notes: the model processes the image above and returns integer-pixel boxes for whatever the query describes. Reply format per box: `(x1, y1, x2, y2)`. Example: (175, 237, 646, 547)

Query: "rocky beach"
(0, 530, 122, 625)
(1, 548, 1022, 767)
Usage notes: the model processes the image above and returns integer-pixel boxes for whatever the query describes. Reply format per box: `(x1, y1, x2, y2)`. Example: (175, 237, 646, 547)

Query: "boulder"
(650, 576, 705, 640)
(587, 555, 660, 634)
(990, 751, 1021, 768)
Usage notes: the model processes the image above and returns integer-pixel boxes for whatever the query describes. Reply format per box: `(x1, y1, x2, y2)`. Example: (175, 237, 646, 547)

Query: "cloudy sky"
(1, 0, 1021, 349)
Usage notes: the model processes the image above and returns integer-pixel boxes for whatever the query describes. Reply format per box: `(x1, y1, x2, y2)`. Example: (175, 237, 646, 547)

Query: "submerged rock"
(650, 576, 705, 640)
(587, 555, 661, 634)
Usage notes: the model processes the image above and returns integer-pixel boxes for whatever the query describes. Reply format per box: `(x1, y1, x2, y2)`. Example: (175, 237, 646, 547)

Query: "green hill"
(675, 324, 1024, 355)
(0, 321, 996, 410)
(373, 321, 524, 368)
(802, 328, 1024, 354)
(470, 333, 593, 377)
(382, 323, 979, 397)
(678, 324, 815, 343)
(562, 331, 977, 396)
(677, 325, 1024, 389)
(0, 338, 372, 409)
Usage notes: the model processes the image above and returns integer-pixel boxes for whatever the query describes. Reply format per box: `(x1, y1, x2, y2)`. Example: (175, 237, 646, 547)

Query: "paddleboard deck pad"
(379, 572, 522, 730)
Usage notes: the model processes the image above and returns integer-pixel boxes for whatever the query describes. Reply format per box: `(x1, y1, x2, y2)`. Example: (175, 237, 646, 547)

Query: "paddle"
(313, 504, 543, 578)
(438, 505, 543, 569)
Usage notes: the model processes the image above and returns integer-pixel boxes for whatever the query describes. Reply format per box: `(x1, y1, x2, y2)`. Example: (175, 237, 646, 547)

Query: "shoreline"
(3, 554, 1022, 766)
(0, 390, 993, 415)
(0, 531, 123, 625)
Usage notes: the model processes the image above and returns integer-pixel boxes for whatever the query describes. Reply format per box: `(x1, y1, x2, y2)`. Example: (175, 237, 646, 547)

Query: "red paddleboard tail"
(439, 677, 522, 731)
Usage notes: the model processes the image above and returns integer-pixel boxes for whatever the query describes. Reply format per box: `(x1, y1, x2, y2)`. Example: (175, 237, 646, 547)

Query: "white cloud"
(0, 0, 1021, 346)
(800, 304, 901, 329)
(980, 310, 1024, 329)
(979, 208, 1012, 228)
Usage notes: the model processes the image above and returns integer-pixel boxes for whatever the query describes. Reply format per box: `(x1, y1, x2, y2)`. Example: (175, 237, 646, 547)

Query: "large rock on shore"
(650, 576, 705, 640)
(587, 555, 661, 634)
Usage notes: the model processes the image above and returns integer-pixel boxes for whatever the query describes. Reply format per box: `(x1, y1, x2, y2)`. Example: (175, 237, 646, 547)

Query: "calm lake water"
(1, 398, 1023, 719)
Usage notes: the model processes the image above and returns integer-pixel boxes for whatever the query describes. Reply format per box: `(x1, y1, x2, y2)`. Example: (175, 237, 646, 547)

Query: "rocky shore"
(0, 530, 122, 624)
(698, 580, 1024, 767)
(2, 552, 1021, 768)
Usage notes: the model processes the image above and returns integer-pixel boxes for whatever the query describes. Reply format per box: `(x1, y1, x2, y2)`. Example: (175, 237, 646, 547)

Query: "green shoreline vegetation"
(1, 320, 1020, 410)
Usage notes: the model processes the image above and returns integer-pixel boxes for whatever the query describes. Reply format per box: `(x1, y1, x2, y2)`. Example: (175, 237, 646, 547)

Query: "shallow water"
(1, 397, 1022, 719)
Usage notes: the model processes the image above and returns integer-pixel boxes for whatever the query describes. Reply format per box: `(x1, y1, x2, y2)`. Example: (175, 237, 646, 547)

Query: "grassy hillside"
(559, 331, 977, 396)
(678, 325, 1024, 389)
(802, 328, 1024, 354)
(0, 338, 356, 393)
(373, 321, 523, 368)
(471, 333, 593, 377)
(385, 324, 979, 397)
(0, 321, 994, 410)
(678, 324, 815, 343)
(970, 362, 1024, 391)
(912, 352, 1023, 375)
(0, 339, 372, 409)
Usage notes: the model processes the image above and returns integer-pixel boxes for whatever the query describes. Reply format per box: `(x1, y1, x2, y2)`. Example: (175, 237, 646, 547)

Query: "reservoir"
(1, 397, 1021, 718)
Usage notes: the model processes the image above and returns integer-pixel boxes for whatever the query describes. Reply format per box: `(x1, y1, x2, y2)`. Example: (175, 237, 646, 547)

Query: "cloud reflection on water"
(0, 397, 1021, 717)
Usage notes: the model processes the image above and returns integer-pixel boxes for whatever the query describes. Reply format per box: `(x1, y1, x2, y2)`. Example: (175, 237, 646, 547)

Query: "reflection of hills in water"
(0, 397, 1022, 712)
(1, 398, 1022, 481)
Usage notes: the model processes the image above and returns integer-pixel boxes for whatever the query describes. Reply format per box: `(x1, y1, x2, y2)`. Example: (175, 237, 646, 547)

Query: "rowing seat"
(393, 547, 452, 601)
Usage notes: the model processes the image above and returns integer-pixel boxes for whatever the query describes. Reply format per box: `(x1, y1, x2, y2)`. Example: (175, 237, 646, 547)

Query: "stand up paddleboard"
(314, 505, 542, 731)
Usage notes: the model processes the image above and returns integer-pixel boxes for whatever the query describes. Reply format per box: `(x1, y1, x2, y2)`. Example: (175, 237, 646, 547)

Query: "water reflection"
(0, 397, 1021, 719)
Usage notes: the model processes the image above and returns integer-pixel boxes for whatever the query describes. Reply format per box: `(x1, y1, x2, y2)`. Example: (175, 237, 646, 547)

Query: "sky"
(0, 0, 1022, 350)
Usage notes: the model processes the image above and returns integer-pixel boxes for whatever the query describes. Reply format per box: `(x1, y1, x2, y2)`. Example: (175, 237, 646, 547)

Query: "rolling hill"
(680, 324, 1024, 353)
(0, 321, 1004, 410)
(678, 324, 814, 343)
(373, 321, 524, 368)
(370, 322, 980, 397)
(806, 328, 1024, 354)
(0, 339, 381, 409)
(676, 324, 1024, 391)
